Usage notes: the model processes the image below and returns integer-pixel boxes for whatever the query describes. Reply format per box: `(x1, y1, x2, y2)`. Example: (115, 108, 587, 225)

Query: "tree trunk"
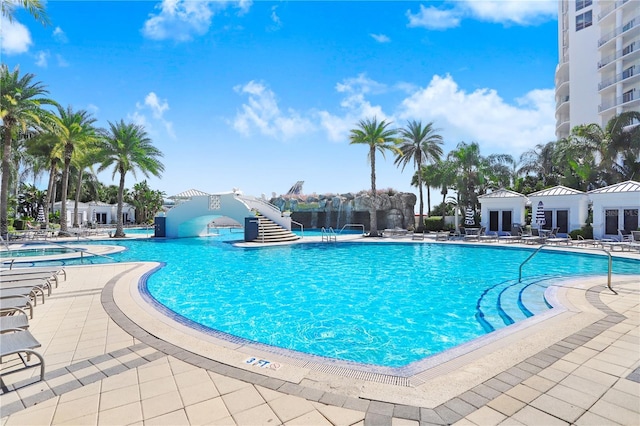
(115, 169, 126, 237)
(43, 165, 57, 230)
(417, 175, 424, 232)
(60, 150, 71, 232)
(73, 169, 83, 227)
(1, 127, 12, 237)
(369, 145, 379, 237)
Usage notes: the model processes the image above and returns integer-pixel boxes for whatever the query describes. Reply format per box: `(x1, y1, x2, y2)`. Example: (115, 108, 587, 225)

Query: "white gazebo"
(527, 186, 589, 236)
(478, 189, 528, 235)
(588, 180, 640, 240)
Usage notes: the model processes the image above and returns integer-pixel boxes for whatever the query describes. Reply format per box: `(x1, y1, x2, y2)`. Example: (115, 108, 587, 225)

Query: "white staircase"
(250, 214, 300, 243)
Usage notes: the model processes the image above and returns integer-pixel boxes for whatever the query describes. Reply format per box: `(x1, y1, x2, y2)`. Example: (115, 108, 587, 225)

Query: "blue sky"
(2, 0, 559, 200)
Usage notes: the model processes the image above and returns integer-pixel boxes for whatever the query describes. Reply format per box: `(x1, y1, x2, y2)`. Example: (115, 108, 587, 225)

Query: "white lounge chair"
(0, 330, 45, 383)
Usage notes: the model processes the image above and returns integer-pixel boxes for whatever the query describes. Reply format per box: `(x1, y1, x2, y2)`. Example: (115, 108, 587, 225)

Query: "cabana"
(588, 180, 640, 240)
(527, 186, 589, 236)
(478, 189, 528, 236)
(53, 200, 136, 227)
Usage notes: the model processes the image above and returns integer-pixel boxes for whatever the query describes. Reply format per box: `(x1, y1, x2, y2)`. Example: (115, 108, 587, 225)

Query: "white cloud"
(132, 92, 176, 138)
(370, 33, 390, 43)
(232, 80, 314, 140)
(0, 16, 33, 54)
(269, 5, 282, 31)
(397, 74, 555, 155)
(407, 5, 461, 30)
(228, 73, 555, 155)
(462, 0, 557, 25)
(319, 75, 390, 142)
(407, 0, 556, 30)
(53, 27, 68, 43)
(142, 0, 251, 42)
(35, 50, 49, 67)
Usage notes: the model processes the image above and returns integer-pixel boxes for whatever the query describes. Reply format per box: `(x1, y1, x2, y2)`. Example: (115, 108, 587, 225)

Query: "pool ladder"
(321, 227, 337, 242)
(518, 244, 615, 294)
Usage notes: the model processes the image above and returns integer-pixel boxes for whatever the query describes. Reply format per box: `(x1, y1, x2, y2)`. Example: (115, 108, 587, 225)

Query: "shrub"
(424, 216, 444, 231)
(569, 229, 584, 240)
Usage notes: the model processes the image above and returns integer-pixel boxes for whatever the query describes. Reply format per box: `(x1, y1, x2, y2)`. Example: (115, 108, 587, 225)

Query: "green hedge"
(424, 216, 444, 231)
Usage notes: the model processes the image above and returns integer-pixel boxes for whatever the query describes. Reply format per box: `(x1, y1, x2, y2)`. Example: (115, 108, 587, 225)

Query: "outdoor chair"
(498, 231, 521, 243)
(0, 296, 34, 319)
(0, 314, 29, 333)
(618, 229, 633, 242)
(0, 329, 45, 383)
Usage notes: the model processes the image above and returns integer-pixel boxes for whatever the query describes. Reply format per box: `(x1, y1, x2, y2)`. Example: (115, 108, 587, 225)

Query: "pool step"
(475, 277, 552, 332)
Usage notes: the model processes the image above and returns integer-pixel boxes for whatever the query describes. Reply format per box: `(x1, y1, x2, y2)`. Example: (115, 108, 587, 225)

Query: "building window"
(576, 10, 592, 31)
(622, 66, 635, 79)
(623, 43, 635, 56)
(623, 90, 634, 103)
(576, 0, 592, 12)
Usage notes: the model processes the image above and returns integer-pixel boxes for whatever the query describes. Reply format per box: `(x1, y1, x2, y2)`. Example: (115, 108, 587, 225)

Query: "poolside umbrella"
(464, 207, 475, 226)
(92, 209, 97, 224)
(535, 201, 545, 230)
(37, 206, 45, 224)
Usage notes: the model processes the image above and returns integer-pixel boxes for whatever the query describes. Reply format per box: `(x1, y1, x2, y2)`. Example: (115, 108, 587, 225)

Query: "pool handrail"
(338, 224, 365, 235)
(518, 244, 615, 294)
(321, 227, 337, 242)
(291, 220, 304, 238)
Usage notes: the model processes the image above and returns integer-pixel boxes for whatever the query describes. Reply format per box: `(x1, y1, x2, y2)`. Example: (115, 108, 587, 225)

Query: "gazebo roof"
(587, 180, 640, 194)
(168, 189, 210, 200)
(478, 189, 526, 199)
(528, 185, 585, 197)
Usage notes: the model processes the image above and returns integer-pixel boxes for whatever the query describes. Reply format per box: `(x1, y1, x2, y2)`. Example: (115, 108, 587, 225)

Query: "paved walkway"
(1, 249, 639, 425)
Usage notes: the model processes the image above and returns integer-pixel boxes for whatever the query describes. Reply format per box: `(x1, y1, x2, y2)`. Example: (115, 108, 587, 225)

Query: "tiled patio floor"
(1, 248, 639, 425)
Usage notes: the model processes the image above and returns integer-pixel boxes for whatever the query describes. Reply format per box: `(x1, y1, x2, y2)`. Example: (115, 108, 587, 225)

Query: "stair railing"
(291, 220, 304, 238)
(519, 244, 615, 294)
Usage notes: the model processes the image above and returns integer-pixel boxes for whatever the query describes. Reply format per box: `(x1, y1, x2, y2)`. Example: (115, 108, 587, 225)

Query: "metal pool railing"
(321, 227, 337, 242)
(518, 244, 615, 294)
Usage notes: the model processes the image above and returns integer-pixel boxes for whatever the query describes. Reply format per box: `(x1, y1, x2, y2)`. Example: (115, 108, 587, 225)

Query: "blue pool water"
(15, 231, 640, 367)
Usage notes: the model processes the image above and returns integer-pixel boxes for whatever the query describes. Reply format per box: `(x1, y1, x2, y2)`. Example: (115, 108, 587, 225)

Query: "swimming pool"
(27, 231, 639, 368)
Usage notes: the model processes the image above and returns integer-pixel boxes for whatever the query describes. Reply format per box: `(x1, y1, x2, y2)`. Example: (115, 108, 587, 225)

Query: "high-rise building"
(555, 0, 639, 139)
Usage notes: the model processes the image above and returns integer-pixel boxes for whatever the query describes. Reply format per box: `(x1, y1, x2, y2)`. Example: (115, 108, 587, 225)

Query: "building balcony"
(555, 95, 570, 114)
(599, 89, 639, 112)
(599, 16, 639, 47)
(556, 119, 570, 140)
(598, 41, 638, 69)
(599, 65, 639, 90)
(598, 0, 630, 21)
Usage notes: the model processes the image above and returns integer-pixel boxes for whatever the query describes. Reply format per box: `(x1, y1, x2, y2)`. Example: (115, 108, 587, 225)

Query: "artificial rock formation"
(270, 192, 417, 231)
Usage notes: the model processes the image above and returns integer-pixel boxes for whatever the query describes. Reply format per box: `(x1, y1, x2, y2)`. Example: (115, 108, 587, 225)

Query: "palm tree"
(70, 133, 103, 227)
(349, 117, 399, 237)
(394, 120, 443, 231)
(26, 131, 63, 228)
(517, 141, 560, 186)
(53, 106, 99, 232)
(1, 0, 50, 25)
(571, 111, 640, 183)
(0, 65, 58, 237)
(97, 120, 164, 237)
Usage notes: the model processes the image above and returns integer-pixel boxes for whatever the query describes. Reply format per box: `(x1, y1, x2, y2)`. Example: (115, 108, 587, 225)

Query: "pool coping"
(106, 258, 634, 410)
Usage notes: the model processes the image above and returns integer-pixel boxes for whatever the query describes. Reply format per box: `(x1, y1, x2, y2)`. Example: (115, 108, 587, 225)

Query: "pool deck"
(1, 236, 639, 425)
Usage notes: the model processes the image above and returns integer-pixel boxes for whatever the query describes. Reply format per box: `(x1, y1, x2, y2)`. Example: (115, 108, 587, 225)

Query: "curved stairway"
(249, 214, 300, 243)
